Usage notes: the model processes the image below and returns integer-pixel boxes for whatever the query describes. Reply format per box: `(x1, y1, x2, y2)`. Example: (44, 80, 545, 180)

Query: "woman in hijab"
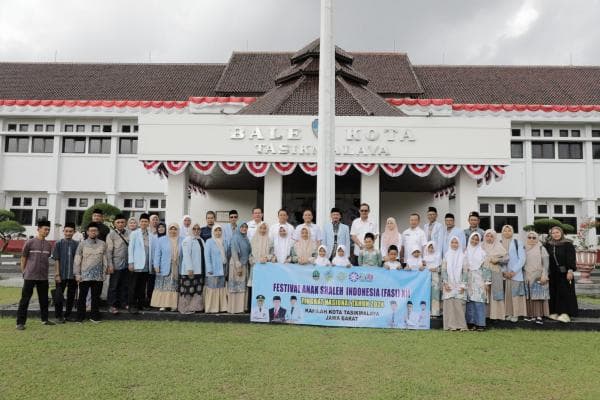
(423, 241, 442, 317)
(228, 222, 251, 313)
(151, 222, 182, 311)
(524, 231, 550, 324)
(380, 217, 402, 261)
(179, 223, 205, 314)
(331, 245, 352, 268)
(315, 245, 331, 266)
(544, 226, 578, 323)
(481, 229, 508, 321)
(290, 226, 317, 265)
(204, 224, 228, 313)
(127, 217, 138, 232)
(249, 222, 273, 309)
(500, 225, 527, 322)
(273, 225, 293, 263)
(441, 236, 467, 331)
(465, 233, 490, 331)
(180, 215, 192, 238)
(405, 245, 425, 271)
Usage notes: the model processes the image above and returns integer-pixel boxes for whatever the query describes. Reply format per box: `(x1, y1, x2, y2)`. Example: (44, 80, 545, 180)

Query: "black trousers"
(16, 280, 49, 325)
(107, 269, 129, 308)
(77, 281, 103, 321)
(146, 273, 156, 306)
(54, 279, 78, 319)
(128, 271, 148, 309)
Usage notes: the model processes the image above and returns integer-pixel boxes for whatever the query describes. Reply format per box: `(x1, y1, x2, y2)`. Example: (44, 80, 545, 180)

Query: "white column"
(0, 118, 5, 207)
(454, 169, 479, 229)
(106, 119, 119, 206)
(165, 167, 189, 224)
(263, 169, 283, 225)
(521, 123, 536, 226)
(47, 192, 63, 239)
(360, 173, 380, 235)
(316, 0, 336, 226)
(582, 124, 597, 244)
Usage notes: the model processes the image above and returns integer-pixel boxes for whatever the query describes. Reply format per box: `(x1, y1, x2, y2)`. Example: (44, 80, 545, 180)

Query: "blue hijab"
(231, 222, 251, 264)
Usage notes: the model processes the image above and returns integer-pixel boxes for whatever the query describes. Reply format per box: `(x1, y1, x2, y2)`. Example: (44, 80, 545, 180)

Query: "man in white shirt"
(285, 295, 303, 324)
(350, 203, 378, 265)
(251, 294, 269, 323)
(293, 208, 322, 244)
(246, 207, 263, 241)
(269, 208, 295, 240)
(422, 206, 444, 253)
(402, 213, 427, 262)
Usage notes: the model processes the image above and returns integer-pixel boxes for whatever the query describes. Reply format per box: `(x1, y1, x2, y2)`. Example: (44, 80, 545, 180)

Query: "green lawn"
(0, 287, 26, 305)
(1, 318, 599, 400)
(578, 295, 600, 305)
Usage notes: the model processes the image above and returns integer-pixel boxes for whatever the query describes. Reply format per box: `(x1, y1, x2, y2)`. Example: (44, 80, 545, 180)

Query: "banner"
(250, 263, 431, 330)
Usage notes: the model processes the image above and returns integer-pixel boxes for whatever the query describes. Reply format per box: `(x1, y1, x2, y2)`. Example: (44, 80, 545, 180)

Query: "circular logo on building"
(312, 270, 321, 281)
(311, 118, 318, 137)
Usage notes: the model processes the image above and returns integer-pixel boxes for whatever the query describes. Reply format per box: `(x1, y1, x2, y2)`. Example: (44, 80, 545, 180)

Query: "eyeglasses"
(527, 236, 536, 239)
(230, 215, 238, 219)
(360, 209, 369, 212)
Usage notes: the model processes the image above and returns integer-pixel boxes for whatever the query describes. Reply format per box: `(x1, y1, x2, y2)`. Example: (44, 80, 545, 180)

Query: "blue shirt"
(52, 238, 80, 279)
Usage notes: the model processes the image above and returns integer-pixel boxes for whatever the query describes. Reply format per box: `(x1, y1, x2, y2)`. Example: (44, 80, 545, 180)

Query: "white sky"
(0, 0, 599, 65)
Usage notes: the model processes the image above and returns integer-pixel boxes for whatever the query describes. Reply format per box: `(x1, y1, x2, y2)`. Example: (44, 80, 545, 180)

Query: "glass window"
(593, 143, 600, 159)
(149, 199, 159, 209)
(161, 199, 166, 208)
(79, 198, 88, 207)
(19, 124, 28, 132)
(34, 124, 44, 132)
(121, 125, 131, 133)
(7, 123, 17, 131)
(531, 129, 540, 137)
(4, 136, 29, 153)
(76, 125, 85, 132)
(571, 130, 581, 137)
(102, 125, 112, 133)
(133, 125, 139, 133)
(38, 198, 47, 206)
(36, 209, 49, 222)
(10, 209, 33, 225)
(494, 204, 504, 213)
(479, 216, 491, 231)
(479, 203, 489, 213)
(555, 216, 577, 229)
(559, 129, 568, 138)
(23, 197, 32, 206)
(64, 124, 74, 132)
(62, 137, 86, 153)
(94, 198, 104, 204)
(65, 210, 85, 226)
(134, 199, 144, 208)
(510, 142, 523, 158)
(89, 138, 111, 154)
(566, 205, 575, 214)
(119, 137, 138, 154)
(91, 125, 101, 133)
(537, 204, 548, 214)
(532, 142, 555, 159)
(12, 197, 21, 206)
(511, 129, 521, 137)
(68, 198, 77, 207)
(123, 199, 132, 208)
(507, 204, 516, 214)
(558, 143, 582, 159)
(543, 129, 552, 137)
(45, 124, 55, 132)
(592, 130, 600, 138)
(31, 137, 54, 153)
(494, 216, 519, 233)
(554, 205, 563, 214)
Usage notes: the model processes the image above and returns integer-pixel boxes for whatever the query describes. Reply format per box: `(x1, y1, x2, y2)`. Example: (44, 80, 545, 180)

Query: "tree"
(80, 203, 122, 230)
(523, 218, 576, 235)
(0, 209, 26, 254)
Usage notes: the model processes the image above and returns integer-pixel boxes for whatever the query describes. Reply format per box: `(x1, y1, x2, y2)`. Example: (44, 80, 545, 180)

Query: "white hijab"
(444, 236, 464, 284)
(331, 245, 351, 267)
(314, 245, 331, 266)
(273, 226, 293, 263)
(180, 215, 192, 238)
(466, 232, 485, 271)
(422, 241, 441, 267)
(405, 244, 423, 270)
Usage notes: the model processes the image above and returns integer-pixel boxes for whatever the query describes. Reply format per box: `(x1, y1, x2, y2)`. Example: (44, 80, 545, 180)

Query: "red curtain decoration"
(381, 163, 406, 177)
(245, 162, 270, 177)
(190, 161, 216, 175)
(436, 164, 460, 178)
(299, 162, 318, 176)
(142, 160, 161, 172)
(463, 165, 488, 179)
(219, 161, 244, 175)
(272, 162, 297, 175)
(164, 161, 189, 175)
(408, 164, 434, 177)
(335, 163, 351, 176)
(353, 163, 378, 176)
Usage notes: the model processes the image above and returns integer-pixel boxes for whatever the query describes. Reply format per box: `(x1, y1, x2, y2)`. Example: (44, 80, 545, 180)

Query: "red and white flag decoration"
(299, 162, 318, 176)
(353, 163, 378, 176)
(463, 165, 488, 179)
(164, 161, 189, 175)
(381, 163, 406, 177)
(219, 161, 244, 175)
(190, 161, 216, 175)
(272, 162, 297, 175)
(245, 162, 270, 177)
(436, 164, 460, 178)
(335, 163, 351, 176)
(142, 160, 161, 172)
(409, 164, 435, 177)
(490, 165, 506, 181)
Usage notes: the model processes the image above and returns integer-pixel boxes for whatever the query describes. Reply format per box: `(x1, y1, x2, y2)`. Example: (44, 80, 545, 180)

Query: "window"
(10, 209, 33, 225)
(135, 199, 144, 208)
(23, 197, 32, 206)
(12, 197, 21, 206)
(123, 199, 132, 208)
(592, 130, 600, 138)
(64, 124, 74, 132)
(566, 205, 575, 214)
(554, 205, 563, 214)
(532, 142, 555, 159)
(511, 142, 523, 158)
(34, 124, 44, 132)
(102, 125, 112, 133)
(558, 143, 582, 159)
(7, 123, 17, 132)
(65, 210, 84, 226)
(478, 201, 519, 233)
(160, 199, 166, 208)
(68, 198, 77, 207)
(19, 124, 28, 132)
(46, 124, 55, 132)
(511, 129, 521, 137)
(531, 129, 540, 137)
(89, 137, 111, 154)
(94, 198, 104, 204)
(149, 199, 159, 209)
(62, 137, 86, 153)
(593, 143, 600, 159)
(571, 130, 581, 137)
(559, 129, 568, 138)
(79, 199, 88, 207)
(35, 209, 49, 222)
(537, 204, 548, 215)
(31, 137, 54, 153)
(38, 198, 47, 206)
(507, 204, 516, 214)
(121, 125, 131, 133)
(91, 125, 101, 133)
(4, 136, 29, 153)
(76, 125, 85, 132)
(133, 125, 139, 133)
(119, 137, 138, 154)
(495, 204, 504, 213)
(543, 129, 552, 137)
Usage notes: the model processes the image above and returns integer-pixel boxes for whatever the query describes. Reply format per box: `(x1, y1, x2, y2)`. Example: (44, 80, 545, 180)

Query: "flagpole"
(316, 0, 336, 226)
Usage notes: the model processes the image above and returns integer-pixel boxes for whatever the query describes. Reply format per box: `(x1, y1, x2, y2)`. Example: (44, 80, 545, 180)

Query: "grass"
(578, 295, 600, 305)
(1, 318, 599, 400)
(0, 287, 27, 305)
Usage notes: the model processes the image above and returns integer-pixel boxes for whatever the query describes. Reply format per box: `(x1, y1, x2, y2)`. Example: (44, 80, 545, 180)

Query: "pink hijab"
(381, 217, 400, 249)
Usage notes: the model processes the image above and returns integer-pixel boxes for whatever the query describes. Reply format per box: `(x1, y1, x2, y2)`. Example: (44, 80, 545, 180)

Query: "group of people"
(15, 205, 579, 332)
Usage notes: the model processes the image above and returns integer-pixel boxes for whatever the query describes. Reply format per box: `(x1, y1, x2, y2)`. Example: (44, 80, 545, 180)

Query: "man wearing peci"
(322, 207, 351, 261)
(269, 295, 287, 323)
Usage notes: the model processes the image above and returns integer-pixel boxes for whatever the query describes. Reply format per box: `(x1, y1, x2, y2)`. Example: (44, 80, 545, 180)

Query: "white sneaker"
(548, 314, 559, 320)
(557, 314, 571, 323)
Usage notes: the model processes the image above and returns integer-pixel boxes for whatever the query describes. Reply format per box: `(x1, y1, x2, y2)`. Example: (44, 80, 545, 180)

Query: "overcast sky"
(1, 0, 599, 65)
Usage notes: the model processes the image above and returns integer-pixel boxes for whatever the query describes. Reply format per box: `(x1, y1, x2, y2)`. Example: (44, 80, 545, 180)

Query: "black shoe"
(129, 307, 139, 314)
(66, 317, 78, 322)
(56, 318, 66, 324)
(16, 324, 25, 331)
(42, 320, 56, 326)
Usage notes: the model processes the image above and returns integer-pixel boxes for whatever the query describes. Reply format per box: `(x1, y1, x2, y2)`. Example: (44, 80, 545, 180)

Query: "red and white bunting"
(353, 163, 378, 176)
(408, 164, 434, 177)
(142, 160, 161, 172)
(463, 165, 488, 179)
(245, 162, 270, 177)
(272, 162, 297, 175)
(335, 163, 351, 176)
(219, 161, 244, 175)
(299, 162, 318, 176)
(190, 161, 216, 175)
(164, 161, 189, 175)
(381, 163, 406, 177)
(436, 164, 460, 178)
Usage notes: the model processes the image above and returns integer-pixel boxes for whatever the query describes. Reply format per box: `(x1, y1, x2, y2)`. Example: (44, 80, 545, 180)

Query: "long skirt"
(549, 269, 578, 316)
(504, 280, 527, 317)
(227, 291, 246, 314)
(526, 299, 550, 318)
(204, 275, 228, 313)
(178, 274, 204, 313)
(150, 274, 179, 309)
(466, 301, 486, 327)
(443, 298, 467, 331)
(431, 272, 441, 317)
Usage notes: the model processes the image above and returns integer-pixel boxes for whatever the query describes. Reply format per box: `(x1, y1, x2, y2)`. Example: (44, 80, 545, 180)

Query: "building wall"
(189, 190, 259, 227)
